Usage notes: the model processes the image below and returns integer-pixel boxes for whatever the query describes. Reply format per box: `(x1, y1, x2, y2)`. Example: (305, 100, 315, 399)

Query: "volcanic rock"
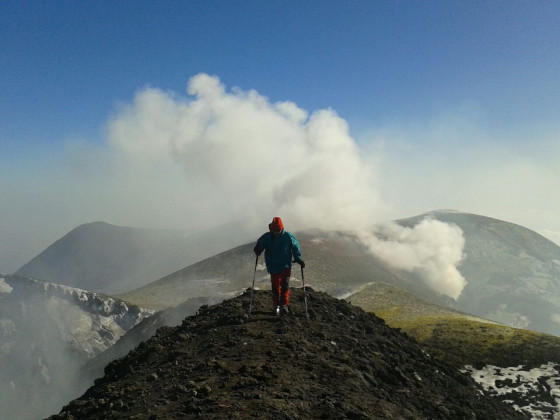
(47, 289, 524, 419)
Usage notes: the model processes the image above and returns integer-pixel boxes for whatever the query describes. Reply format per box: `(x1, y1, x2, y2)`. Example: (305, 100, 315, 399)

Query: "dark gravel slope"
(47, 289, 525, 419)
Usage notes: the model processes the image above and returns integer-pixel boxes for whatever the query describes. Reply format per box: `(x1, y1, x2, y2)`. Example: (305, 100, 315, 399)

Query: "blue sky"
(4, 1, 558, 146)
(2, 1, 560, 272)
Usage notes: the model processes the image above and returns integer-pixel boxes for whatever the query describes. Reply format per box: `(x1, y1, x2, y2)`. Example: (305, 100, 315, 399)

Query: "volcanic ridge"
(47, 289, 523, 419)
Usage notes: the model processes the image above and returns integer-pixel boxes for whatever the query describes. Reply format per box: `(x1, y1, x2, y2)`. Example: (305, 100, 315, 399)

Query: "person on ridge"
(254, 217, 305, 316)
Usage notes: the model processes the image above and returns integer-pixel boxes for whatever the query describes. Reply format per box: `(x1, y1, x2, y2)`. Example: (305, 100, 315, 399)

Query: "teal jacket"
(254, 231, 302, 274)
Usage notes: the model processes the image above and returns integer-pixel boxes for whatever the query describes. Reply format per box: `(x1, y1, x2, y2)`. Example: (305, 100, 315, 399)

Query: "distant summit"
(48, 289, 521, 419)
(397, 211, 560, 336)
(16, 221, 254, 294)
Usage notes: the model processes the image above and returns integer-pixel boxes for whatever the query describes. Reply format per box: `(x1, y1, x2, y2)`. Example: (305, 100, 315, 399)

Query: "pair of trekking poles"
(248, 255, 309, 319)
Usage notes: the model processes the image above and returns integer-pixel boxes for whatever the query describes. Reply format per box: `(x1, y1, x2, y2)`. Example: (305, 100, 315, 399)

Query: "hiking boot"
(281, 305, 289, 316)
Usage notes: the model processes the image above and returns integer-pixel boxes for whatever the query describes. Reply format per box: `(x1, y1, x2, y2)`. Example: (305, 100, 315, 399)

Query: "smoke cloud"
(103, 73, 467, 298)
(358, 219, 466, 299)
(107, 73, 388, 232)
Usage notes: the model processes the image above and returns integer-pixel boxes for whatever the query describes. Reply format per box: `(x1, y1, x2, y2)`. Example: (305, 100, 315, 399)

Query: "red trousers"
(270, 268, 291, 306)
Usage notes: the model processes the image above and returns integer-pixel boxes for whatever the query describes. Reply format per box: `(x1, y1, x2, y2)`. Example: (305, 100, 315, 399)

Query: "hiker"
(254, 217, 305, 316)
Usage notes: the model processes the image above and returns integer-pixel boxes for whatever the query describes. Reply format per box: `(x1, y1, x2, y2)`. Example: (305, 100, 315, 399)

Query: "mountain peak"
(48, 289, 522, 419)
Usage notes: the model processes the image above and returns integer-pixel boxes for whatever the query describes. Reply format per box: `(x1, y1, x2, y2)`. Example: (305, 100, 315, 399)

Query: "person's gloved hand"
(295, 258, 305, 268)
(253, 247, 261, 257)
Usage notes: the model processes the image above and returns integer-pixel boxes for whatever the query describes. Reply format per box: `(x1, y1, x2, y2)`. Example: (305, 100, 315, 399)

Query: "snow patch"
(485, 304, 530, 329)
(0, 277, 12, 293)
(463, 363, 560, 419)
(336, 282, 376, 300)
(38, 357, 50, 385)
(310, 238, 325, 245)
(6, 276, 154, 358)
(0, 319, 16, 338)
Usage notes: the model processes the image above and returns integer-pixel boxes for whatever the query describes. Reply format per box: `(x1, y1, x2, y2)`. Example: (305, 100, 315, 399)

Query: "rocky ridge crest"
(48, 289, 523, 419)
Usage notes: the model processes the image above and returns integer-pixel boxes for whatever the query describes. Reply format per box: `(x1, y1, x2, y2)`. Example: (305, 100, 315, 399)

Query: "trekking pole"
(301, 265, 309, 320)
(249, 254, 258, 315)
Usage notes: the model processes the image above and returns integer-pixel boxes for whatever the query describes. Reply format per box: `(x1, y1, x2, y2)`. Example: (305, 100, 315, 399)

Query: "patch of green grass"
(347, 282, 560, 368)
(377, 311, 560, 368)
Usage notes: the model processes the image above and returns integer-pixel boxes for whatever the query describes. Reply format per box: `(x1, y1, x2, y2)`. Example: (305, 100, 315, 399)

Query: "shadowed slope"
(16, 221, 255, 295)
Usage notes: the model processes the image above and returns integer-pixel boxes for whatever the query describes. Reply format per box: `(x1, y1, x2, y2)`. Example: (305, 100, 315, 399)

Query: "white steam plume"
(108, 73, 388, 232)
(358, 218, 466, 299)
(106, 73, 466, 298)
